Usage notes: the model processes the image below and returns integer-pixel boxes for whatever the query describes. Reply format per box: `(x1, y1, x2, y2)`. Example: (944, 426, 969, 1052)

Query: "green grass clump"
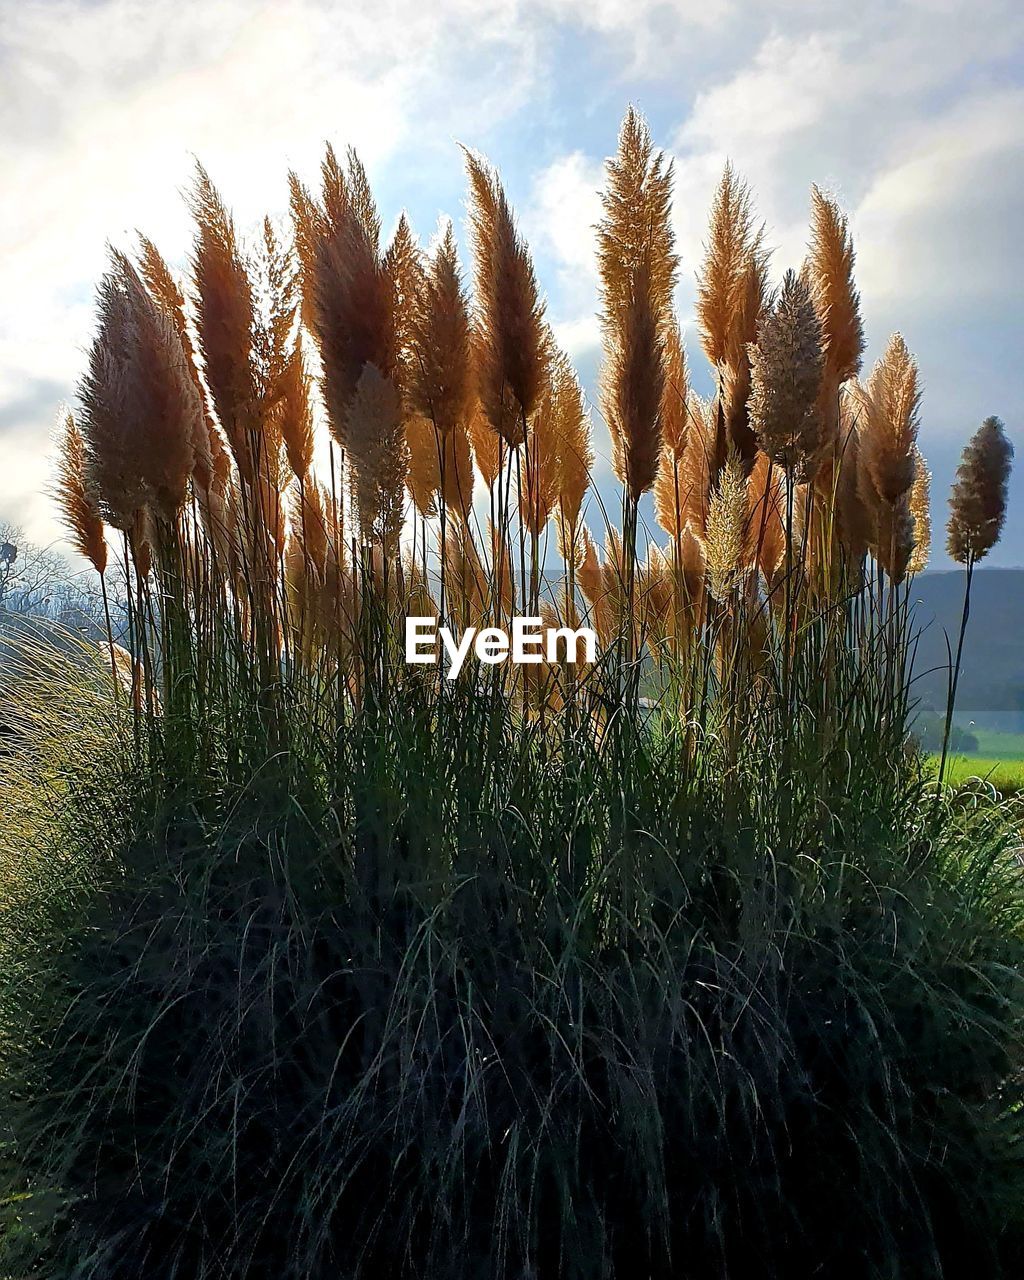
(3, 636, 1024, 1280)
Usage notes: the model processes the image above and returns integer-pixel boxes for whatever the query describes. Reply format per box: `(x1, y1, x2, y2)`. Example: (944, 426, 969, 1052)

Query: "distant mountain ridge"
(908, 569, 1024, 733)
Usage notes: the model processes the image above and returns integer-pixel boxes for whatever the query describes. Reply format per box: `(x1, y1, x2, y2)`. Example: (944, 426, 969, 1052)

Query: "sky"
(1, 0, 1022, 569)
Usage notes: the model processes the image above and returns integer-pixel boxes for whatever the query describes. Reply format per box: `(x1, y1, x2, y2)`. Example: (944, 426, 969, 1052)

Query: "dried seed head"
(855, 332, 920, 506)
(947, 416, 1013, 564)
(405, 413, 441, 518)
(660, 317, 689, 459)
(696, 164, 760, 369)
(805, 185, 864, 390)
(80, 250, 200, 527)
(907, 446, 931, 575)
(721, 248, 769, 468)
(55, 411, 107, 574)
(346, 363, 407, 553)
(703, 448, 750, 602)
(189, 165, 261, 479)
(553, 355, 593, 540)
(464, 148, 546, 444)
(654, 447, 686, 541)
(834, 395, 872, 564)
(598, 107, 678, 501)
(408, 221, 474, 436)
(275, 338, 314, 481)
(679, 392, 716, 537)
(747, 269, 824, 477)
(521, 345, 562, 536)
(468, 400, 502, 490)
(304, 146, 398, 452)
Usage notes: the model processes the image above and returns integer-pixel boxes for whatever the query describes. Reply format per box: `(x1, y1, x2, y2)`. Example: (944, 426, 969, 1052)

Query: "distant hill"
(907, 569, 1024, 733)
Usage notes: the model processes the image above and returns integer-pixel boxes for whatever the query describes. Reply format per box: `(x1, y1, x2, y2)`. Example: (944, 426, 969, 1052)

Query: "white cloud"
(524, 152, 604, 359)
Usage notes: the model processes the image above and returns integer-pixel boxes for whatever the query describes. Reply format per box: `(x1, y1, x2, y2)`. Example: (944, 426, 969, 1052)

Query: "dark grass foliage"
(3, 663, 1024, 1280)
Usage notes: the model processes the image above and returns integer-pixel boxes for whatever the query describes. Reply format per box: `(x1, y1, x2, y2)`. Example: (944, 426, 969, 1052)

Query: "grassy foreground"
(3, 622, 1024, 1279)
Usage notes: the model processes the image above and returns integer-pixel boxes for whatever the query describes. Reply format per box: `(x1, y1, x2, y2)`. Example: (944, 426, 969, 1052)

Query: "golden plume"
(660, 316, 689, 458)
(275, 338, 314, 482)
(55, 412, 107, 574)
(463, 148, 546, 445)
(695, 165, 768, 470)
(189, 164, 260, 481)
(854, 332, 920, 506)
(468, 400, 502, 490)
(702, 448, 750, 603)
(597, 106, 677, 501)
(553, 354, 593, 553)
(805, 186, 864, 427)
(696, 165, 759, 367)
(383, 213, 427, 397)
(407, 221, 474, 438)
(907, 446, 931, 575)
(405, 414, 441, 518)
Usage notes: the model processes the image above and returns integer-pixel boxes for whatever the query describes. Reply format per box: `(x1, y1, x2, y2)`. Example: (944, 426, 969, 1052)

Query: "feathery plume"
(653, 333, 694, 541)
(703, 449, 750, 603)
(346, 363, 407, 553)
(189, 165, 261, 479)
(805, 186, 864, 391)
(678, 391, 716, 536)
(405, 414, 441, 518)
(304, 146, 398, 451)
(288, 172, 322, 333)
(521, 356, 561, 536)
(747, 269, 825, 476)
(855, 333, 920, 505)
(80, 250, 199, 527)
(721, 250, 769, 466)
(597, 107, 677, 501)
(136, 238, 229, 501)
(907, 446, 931, 574)
(660, 316, 689, 458)
(275, 338, 314, 482)
(553, 355, 593, 542)
(384, 213, 427, 397)
(947, 416, 1013, 564)
(408, 221, 473, 435)
(468, 401, 502, 490)
(55, 412, 107, 573)
(696, 165, 759, 369)
(835, 394, 872, 563)
(464, 148, 545, 445)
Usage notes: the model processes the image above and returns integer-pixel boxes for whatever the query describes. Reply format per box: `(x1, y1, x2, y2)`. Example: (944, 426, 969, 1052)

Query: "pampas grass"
(3, 105, 1021, 1280)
